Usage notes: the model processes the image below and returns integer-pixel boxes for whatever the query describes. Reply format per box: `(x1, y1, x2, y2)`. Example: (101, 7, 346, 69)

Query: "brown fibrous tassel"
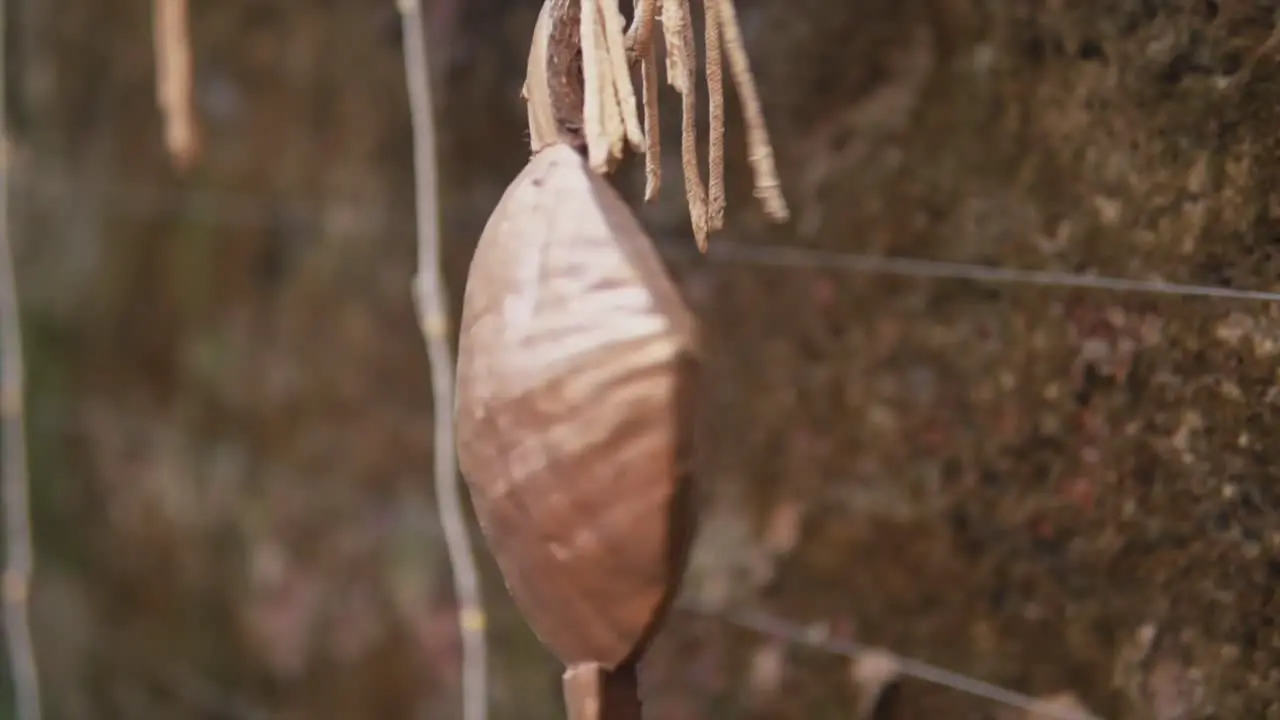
(532, 0, 790, 250)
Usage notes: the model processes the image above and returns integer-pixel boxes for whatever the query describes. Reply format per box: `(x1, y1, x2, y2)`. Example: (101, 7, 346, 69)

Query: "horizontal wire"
(679, 602, 1103, 720)
(696, 241, 1280, 304)
(19, 169, 1280, 306)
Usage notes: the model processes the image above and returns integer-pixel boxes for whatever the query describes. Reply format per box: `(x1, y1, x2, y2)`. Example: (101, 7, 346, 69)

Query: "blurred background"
(4, 0, 1280, 718)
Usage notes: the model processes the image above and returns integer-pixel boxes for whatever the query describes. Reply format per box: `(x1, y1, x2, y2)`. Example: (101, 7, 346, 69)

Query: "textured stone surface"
(13, 1, 1280, 718)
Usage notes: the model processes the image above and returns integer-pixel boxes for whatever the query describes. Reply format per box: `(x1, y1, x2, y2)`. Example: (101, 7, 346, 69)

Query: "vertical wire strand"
(0, 0, 43, 714)
(396, 2, 488, 719)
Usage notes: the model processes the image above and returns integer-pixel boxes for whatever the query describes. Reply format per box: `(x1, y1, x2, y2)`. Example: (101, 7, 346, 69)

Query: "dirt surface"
(11, 0, 1280, 718)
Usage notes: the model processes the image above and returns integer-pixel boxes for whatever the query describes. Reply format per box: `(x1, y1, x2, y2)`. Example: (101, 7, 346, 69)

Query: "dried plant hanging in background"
(551, 0, 791, 250)
(152, 0, 200, 170)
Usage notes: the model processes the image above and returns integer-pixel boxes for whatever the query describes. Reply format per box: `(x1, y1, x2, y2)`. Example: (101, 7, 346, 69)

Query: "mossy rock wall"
(10, 1, 1280, 718)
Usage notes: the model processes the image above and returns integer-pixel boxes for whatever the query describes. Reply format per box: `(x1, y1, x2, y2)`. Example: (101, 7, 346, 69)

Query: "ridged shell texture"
(455, 145, 698, 668)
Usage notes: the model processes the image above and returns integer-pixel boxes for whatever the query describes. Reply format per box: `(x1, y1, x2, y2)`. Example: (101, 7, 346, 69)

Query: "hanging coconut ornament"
(455, 2, 700, 717)
(455, 141, 698, 715)
(457, 0, 789, 715)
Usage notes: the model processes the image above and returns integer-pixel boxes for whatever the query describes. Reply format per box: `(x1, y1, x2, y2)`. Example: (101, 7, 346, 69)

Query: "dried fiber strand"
(626, 0, 660, 58)
(712, 0, 788, 221)
(581, 0, 613, 171)
(641, 44, 662, 202)
(598, 0, 645, 151)
(565, 0, 787, 248)
(704, 0, 726, 231)
(593, 4, 627, 165)
(152, 0, 201, 169)
(662, 0, 709, 248)
(627, 0, 663, 202)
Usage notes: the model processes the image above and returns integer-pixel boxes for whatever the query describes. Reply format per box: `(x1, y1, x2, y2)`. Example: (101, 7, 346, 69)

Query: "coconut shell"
(455, 143, 699, 669)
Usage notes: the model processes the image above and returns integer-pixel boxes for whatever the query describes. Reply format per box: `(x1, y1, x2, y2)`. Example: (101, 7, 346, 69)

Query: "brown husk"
(455, 142, 698, 668)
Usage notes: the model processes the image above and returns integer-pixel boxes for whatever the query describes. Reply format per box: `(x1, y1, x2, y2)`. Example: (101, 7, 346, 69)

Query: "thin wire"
(17, 167, 1280, 306)
(698, 241, 1280, 303)
(396, 3, 488, 720)
(680, 603, 1103, 720)
(0, 0, 44, 714)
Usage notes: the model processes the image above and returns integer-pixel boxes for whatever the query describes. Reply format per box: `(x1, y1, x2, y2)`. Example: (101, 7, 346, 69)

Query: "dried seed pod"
(455, 143, 699, 670)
